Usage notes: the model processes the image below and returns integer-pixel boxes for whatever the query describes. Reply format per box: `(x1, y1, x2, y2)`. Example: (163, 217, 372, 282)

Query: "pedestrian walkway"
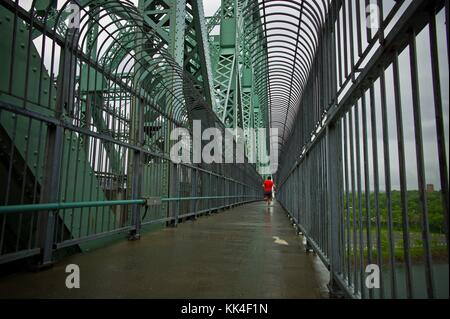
(0, 202, 329, 299)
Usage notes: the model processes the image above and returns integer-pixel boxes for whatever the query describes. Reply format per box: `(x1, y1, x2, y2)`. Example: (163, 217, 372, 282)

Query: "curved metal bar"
(240, 0, 330, 142)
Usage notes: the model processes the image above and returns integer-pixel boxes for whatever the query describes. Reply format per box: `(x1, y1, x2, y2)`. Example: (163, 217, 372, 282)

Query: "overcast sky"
(203, 0, 221, 17)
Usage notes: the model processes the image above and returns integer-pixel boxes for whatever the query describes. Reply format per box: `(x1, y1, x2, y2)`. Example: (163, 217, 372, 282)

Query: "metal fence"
(0, 0, 262, 266)
(277, 0, 448, 299)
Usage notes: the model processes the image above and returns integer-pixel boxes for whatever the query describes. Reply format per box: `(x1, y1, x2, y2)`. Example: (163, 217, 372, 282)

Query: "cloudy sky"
(203, 0, 221, 17)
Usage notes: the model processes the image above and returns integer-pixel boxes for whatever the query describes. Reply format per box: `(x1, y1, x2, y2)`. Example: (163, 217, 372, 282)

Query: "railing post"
(168, 162, 179, 227)
(37, 29, 77, 266)
(190, 169, 198, 219)
(208, 172, 212, 214)
(326, 121, 345, 298)
(129, 148, 143, 240)
(37, 125, 64, 266)
(128, 96, 145, 240)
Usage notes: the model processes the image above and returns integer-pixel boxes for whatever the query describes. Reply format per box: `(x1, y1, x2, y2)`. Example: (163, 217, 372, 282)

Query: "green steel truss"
(207, 0, 269, 167)
(0, 0, 263, 262)
(18, 0, 269, 165)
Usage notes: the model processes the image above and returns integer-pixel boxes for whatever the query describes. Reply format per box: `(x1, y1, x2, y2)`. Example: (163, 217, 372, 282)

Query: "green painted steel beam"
(207, 0, 269, 172)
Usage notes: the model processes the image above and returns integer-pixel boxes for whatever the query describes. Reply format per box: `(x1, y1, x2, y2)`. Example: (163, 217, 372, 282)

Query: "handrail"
(0, 195, 259, 214)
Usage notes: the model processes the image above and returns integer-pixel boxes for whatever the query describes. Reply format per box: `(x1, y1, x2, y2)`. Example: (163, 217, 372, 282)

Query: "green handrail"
(0, 195, 258, 214)
(0, 200, 146, 214)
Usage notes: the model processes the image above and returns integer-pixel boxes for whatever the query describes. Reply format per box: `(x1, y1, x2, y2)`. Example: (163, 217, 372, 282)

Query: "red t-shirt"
(263, 180, 274, 192)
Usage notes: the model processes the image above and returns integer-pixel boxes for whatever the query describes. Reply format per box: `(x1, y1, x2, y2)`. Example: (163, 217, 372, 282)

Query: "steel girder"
(29, 0, 271, 171)
(140, 0, 215, 109)
(207, 0, 270, 173)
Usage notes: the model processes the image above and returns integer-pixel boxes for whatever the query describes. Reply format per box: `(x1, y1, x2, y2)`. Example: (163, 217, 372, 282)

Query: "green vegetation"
(344, 190, 447, 234)
(343, 190, 448, 264)
(346, 230, 448, 265)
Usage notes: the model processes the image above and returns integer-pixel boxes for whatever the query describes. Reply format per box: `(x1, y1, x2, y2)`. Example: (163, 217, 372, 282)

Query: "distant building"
(427, 184, 435, 193)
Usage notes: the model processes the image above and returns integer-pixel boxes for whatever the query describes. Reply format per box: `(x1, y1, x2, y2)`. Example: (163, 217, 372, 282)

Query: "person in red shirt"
(263, 176, 275, 205)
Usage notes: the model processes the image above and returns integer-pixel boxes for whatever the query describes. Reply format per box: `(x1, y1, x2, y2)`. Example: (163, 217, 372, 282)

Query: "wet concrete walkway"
(0, 202, 329, 298)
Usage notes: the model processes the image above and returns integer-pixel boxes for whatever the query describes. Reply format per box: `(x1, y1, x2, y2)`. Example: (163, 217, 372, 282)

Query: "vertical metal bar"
(380, 70, 397, 299)
(354, 101, 365, 298)
(4, 112, 18, 206)
(30, 121, 45, 250)
(336, 3, 343, 87)
(7, 0, 19, 95)
(14, 117, 31, 250)
(348, 0, 355, 80)
(129, 39, 145, 234)
(343, 116, 352, 286)
(446, 0, 450, 69)
(36, 27, 77, 264)
(377, 0, 385, 44)
(365, 0, 373, 41)
(341, 1, 348, 80)
(392, 52, 413, 299)
(170, 162, 179, 226)
(37, 124, 64, 265)
(369, 84, 384, 299)
(327, 120, 344, 296)
(429, 12, 449, 249)
(361, 91, 374, 299)
(409, 31, 436, 299)
(61, 130, 74, 242)
(348, 110, 358, 294)
(0, 111, 6, 253)
(355, 0, 363, 57)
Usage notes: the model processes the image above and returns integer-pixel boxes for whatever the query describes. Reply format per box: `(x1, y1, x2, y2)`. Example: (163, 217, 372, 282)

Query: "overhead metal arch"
(240, 0, 330, 148)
